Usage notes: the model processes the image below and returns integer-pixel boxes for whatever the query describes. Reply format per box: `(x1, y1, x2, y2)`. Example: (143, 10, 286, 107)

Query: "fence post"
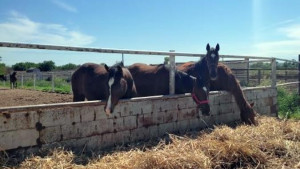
(271, 58, 276, 88)
(298, 55, 300, 95)
(169, 50, 175, 95)
(21, 73, 24, 88)
(244, 57, 249, 85)
(285, 70, 287, 83)
(258, 69, 261, 85)
(52, 72, 55, 92)
(33, 73, 36, 90)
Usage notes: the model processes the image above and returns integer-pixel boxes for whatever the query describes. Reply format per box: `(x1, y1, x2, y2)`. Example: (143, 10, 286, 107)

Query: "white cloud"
(52, 0, 77, 13)
(0, 11, 95, 46)
(254, 23, 300, 58)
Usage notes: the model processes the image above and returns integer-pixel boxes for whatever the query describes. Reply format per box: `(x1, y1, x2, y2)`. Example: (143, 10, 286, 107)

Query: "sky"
(0, 0, 300, 66)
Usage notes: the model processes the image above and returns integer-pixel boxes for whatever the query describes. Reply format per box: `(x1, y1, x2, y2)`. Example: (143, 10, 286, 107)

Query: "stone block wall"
(0, 86, 277, 151)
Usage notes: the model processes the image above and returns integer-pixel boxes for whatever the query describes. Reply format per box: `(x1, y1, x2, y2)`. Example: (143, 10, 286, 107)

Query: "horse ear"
(250, 102, 255, 107)
(119, 62, 124, 67)
(104, 64, 109, 71)
(206, 43, 210, 51)
(216, 43, 220, 52)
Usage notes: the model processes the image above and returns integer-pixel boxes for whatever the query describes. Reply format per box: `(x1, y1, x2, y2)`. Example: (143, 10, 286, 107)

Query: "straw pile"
(4, 116, 300, 169)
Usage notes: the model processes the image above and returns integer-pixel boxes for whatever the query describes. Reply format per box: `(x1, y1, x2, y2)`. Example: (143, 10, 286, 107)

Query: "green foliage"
(12, 62, 38, 71)
(55, 63, 79, 70)
(277, 87, 300, 119)
(12, 61, 79, 72)
(0, 63, 5, 75)
(38, 61, 56, 71)
(250, 62, 271, 69)
(250, 61, 297, 70)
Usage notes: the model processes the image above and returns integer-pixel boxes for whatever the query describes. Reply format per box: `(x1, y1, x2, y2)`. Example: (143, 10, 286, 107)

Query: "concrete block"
(123, 116, 137, 131)
(40, 126, 62, 144)
(94, 105, 108, 120)
(175, 120, 189, 134)
(116, 100, 152, 117)
(138, 113, 163, 128)
(0, 129, 39, 150)
(113, 117, 124, 132)
(158, 122, 175, 136)
(148, 125, 159, 139)
(40, 107, 81, 127)
(162, 111, 178, 123)
(177, 108, 198, 121)
(0, 111, 38, 132)
(62, 119, 114, 140)
(113, 130, 130, 145)
(80, 106, 96, 122)
(130, 127, 149, 141)
(101, 133, 114, 148)
(152, 99, 178, 113)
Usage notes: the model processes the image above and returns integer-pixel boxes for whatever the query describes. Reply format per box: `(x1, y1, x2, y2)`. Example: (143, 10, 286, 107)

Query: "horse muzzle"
(199, 104, 210, 116)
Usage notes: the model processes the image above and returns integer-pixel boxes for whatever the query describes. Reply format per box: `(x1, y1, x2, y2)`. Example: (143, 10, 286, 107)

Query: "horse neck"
(175, 72, 194, 94)
(195, 57, 210, 82)
(229, 76, 252, 112)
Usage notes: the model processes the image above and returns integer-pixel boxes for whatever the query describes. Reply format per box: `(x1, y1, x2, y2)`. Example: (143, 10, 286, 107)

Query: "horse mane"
(111, 62, 124, 68)
(217, 62, 233, 74)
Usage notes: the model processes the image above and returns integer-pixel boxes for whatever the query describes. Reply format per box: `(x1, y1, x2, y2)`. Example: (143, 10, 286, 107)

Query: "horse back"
(128, 63, 169, 96)
(71, 63, 108, 100)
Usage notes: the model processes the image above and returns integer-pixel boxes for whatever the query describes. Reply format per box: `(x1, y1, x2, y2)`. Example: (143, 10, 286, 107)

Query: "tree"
(12, 62, 37, 71)
(38, 61, 56, 71)
(56, 63, 79, 70)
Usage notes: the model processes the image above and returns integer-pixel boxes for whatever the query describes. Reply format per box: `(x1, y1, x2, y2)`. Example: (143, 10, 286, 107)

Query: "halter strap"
(192, 93, 209, 105)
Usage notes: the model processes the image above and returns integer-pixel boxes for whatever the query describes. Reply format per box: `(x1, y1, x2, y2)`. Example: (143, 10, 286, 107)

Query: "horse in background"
(0, 75, 6, 81)
(128, 63, 210, 115)
(178, 43, 256, 125)
(71, 62, 137, 115)
(10, 71, 17, 89)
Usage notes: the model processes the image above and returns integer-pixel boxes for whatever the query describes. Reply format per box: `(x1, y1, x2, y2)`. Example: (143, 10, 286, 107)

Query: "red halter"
(192, 93, 209, 105)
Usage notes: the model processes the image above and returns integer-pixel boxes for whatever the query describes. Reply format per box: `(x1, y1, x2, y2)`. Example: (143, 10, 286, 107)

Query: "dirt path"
(0, 88, 73, 107)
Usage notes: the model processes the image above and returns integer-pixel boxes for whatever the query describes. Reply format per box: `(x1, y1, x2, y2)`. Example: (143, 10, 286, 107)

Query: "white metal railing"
(1, 42, 299, 93)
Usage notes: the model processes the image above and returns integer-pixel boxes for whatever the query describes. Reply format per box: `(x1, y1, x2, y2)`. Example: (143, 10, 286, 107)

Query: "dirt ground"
(0, 88, 73, 107)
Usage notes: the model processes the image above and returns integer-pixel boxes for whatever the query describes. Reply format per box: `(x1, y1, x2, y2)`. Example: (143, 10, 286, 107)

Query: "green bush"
(277, 87, 300, 119)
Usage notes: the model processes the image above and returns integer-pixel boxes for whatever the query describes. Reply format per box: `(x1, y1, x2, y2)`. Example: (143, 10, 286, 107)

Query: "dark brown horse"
(0, 75, 6, 81)
(71, 62, 137, 115)
(10, 72, 17, 89)
(128, 63, 210, 115)
(178, 44, 256, 125)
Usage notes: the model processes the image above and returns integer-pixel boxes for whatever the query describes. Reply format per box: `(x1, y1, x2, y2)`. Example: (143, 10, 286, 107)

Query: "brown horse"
(71, 62, 137, 115)
(128, 63, 210, 115)
(178, 43, 256, 125)
(10, 71, 17, 89)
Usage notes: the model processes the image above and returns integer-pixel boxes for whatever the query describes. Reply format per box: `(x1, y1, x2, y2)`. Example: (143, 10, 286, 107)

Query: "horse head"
(241, 102, 257, 125)
(104, 62, 128, 115)
(191, 75, 210, 116)
(205, 43, 220, 81)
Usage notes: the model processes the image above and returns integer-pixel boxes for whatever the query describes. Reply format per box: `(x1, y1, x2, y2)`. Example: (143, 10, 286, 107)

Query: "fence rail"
(1, 42, 300, 94)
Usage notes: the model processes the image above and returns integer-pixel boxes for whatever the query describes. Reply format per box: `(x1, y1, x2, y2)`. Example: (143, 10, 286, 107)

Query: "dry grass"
(3, 116, 300, 169)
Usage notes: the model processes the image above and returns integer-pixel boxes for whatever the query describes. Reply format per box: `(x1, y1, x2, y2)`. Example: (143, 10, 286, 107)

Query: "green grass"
(277, 87, 300, 120)
(0, 78, 71, 94)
